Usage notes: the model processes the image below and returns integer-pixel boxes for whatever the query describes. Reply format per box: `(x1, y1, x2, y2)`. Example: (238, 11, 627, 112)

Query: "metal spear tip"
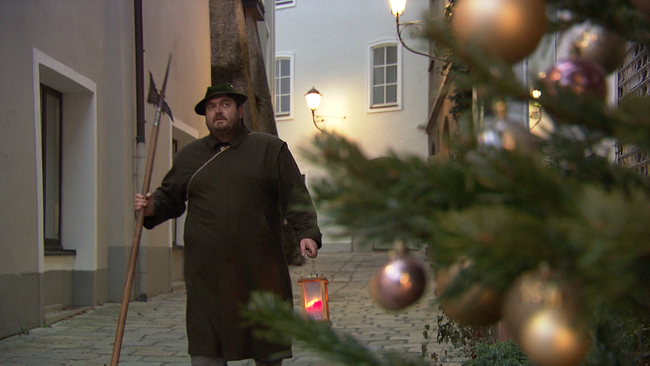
(146, 71, 174, 121)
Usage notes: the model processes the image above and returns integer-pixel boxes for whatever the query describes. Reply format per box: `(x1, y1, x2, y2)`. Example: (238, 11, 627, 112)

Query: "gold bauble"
(519, 308, 590, 366)
(451, 0, 548, 63)
(436, 262, 503, 327)
(571, 25, 626, 74)
(502, 271, 590, 366)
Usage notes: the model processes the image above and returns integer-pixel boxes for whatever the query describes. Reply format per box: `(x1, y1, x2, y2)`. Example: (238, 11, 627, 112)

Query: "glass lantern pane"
(302, 281, 325, 320)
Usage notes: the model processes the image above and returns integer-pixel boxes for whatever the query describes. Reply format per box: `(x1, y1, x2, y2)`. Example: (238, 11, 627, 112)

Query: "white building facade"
(274, 0, 431, 251)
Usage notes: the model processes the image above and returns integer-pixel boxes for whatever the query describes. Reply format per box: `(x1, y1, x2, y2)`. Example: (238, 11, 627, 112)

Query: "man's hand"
(300, 238, 319, 258)
(134, 192, 155, 217)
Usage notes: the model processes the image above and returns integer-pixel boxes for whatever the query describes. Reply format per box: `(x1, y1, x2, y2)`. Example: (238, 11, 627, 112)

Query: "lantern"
(297, 274, 330, 322)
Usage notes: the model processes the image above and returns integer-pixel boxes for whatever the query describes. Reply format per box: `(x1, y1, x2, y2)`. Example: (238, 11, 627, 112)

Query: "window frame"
(616, 43, 650, 176)
(367, 40, 402, 113)
(275, 53, 294, 120)
(275, 0, 295, 10)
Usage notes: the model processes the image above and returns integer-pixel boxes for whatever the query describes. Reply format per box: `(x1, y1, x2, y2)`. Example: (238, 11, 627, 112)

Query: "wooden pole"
(234, 0, 259, 131)
(110, 55, 172, 366)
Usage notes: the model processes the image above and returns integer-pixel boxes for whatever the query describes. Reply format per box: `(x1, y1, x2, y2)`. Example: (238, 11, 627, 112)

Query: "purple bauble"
(542, 58, 608, 100)
(370, 254, 427, 310)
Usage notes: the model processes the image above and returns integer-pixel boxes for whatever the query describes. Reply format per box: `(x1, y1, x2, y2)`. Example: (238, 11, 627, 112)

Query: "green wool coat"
(144, 125, 322, 361)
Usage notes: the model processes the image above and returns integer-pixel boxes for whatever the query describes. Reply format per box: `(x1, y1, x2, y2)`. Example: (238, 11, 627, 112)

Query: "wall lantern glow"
(305, 87, 322, 111)
(389, 0, 406, 16)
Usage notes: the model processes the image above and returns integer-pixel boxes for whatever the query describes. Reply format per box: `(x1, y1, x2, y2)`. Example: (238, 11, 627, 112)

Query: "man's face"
(204, 95, 244, 137)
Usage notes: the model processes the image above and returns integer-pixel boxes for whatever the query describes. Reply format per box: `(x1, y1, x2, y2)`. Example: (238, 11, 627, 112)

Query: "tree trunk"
(209, 0, 277, 135)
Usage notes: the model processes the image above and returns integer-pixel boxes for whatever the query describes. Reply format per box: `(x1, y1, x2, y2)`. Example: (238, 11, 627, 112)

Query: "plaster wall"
(0, 0, 212, 336)
(275, 0, 430, 249)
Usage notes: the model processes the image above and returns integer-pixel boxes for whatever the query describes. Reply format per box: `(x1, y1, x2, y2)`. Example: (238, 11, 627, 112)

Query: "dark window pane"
(280, 59, 290, 76)
(41, 85, 62, 250)
(386, 65, 397, 83)
(373, 67, 384, 85)
(386, 84, 397, 103)
(386, 46, 397, 64)
(373, 47, 384, 66)
(281, 77, 290, 93)
(373, 86, 384, 104)
(281, 95, 290, 113)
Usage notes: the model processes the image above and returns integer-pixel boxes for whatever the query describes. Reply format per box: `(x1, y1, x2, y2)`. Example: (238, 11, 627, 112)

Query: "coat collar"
(204, 122, 251, 150)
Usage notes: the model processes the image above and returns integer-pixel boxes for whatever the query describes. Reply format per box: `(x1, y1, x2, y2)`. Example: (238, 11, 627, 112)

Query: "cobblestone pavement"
(0, 252, 463, 365)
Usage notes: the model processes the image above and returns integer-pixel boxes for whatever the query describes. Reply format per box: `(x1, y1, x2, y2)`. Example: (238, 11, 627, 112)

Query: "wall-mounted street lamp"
(529, 89, 543, 131)
(390, 0, 406, 16)
(388, 0, 448, 62)
(305, 87, 322, 111)
(305, 87, 345, 135)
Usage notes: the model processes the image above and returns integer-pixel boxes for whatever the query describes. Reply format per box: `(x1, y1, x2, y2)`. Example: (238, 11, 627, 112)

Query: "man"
(134, 83, 322, 366)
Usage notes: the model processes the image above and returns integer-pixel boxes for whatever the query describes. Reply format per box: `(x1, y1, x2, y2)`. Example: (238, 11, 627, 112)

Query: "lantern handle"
(304, 250, 318, 277)
(311, 257, 318, 276)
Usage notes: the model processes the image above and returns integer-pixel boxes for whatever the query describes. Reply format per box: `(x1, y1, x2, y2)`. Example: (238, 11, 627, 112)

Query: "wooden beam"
(234, 0, 259, 131)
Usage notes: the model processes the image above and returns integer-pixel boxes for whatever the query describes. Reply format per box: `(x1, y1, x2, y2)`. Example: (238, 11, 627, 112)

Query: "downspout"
(135, 0, 145, 145)
(134, 0, 147, 300)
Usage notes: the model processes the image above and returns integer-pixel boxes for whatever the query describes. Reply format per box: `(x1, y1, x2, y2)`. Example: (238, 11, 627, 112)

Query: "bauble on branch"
(451, 0, 548, 63)
(436, 260, 503, 327)
(370, 242, 427, 311)
(570, 24, 627, 75)
(502, 270, 590, 366)
(476, 101, 536, 155)
(541, 58, 608, 100)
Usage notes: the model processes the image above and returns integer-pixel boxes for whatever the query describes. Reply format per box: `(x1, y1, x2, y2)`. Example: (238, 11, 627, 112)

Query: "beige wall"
(0, 0, 212, 338)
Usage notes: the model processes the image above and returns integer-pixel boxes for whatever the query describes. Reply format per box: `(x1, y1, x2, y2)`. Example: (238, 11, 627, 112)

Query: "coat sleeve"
(143, 158, 188, 230)
(277, 143, 323, 248)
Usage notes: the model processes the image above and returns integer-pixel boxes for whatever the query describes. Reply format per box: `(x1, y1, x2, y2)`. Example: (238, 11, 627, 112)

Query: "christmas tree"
(245, 1, 650, 365)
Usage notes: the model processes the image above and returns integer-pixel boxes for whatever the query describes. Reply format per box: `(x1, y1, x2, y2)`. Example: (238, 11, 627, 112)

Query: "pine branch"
(242, 292, 427, 366)
(424, 16, 650, 152)
(547, 0, 650, 45)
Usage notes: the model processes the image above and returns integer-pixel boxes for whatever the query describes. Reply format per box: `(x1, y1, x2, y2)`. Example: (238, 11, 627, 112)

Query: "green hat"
(194, 83, 248, 115)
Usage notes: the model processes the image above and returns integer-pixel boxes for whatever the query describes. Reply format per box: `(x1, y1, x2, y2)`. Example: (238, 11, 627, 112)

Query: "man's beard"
(207, 115, 243, 138)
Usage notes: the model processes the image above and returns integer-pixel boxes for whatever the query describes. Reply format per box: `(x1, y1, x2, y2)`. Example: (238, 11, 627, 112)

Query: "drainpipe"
(134, 0, 147, 300)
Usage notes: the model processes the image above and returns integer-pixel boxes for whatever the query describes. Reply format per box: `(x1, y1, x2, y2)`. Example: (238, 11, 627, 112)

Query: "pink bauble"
(542, 58, 608, 100)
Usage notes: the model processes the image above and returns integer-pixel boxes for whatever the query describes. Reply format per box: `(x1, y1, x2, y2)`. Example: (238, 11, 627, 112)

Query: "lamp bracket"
(398, 20, 425, 38)
(395, 14, 448, 63)
(314, 115, 346, 123)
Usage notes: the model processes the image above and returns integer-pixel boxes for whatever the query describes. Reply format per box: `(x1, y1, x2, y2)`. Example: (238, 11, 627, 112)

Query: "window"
(41, 85, 63, 251)
(35, 49, 96, 261)
(369, 42, 401, 110)
(275, 55, 293, 118)
(616, 43, 650, 176)
(275, 0, 295, 9)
